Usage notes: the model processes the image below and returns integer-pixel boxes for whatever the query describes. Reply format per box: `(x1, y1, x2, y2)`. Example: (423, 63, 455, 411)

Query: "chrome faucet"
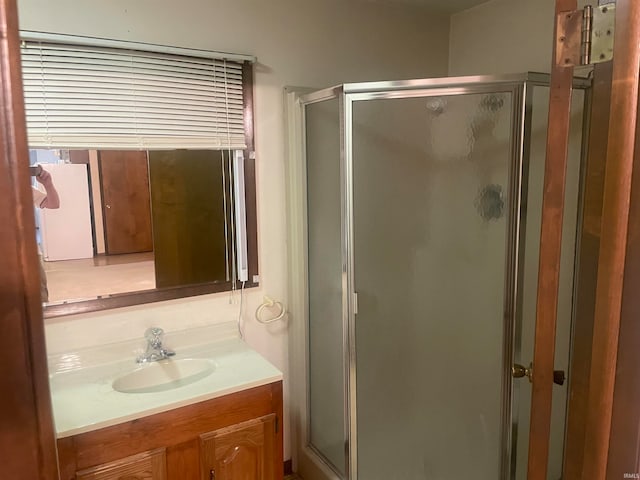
(137, 327, 175, 363)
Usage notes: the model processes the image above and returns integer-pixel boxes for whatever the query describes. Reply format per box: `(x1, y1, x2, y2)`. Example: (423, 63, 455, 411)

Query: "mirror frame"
(43, 62, 259, 319)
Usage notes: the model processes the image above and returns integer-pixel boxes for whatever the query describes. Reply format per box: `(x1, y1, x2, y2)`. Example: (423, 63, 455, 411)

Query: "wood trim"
(56, 437, 77, 480)
(271, 381, 284, 480)
(43, 280, 259, 318)
(582, 1, 640, 477)
(606, 70, 640, 479)
(243, 61, 259, 283)
(562, 60, 613, 480)
(0, 0, 59, 477)
(242, 61, 255, 153)
(527, 1, 576, 478)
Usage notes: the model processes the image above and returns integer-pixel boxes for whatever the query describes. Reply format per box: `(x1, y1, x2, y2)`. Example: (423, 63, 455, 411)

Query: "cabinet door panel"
(167, 439, 200, 480)
(201, 415, 275, 480)
(76, 448, 166, 480)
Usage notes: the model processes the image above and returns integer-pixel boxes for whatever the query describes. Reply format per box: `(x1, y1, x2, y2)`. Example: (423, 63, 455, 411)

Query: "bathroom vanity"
(57, 383, 282, 480)
(48, 325, 283, 480)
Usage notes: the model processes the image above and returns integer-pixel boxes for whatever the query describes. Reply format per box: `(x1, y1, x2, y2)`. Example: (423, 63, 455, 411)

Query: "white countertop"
(48, 323, 282, 438)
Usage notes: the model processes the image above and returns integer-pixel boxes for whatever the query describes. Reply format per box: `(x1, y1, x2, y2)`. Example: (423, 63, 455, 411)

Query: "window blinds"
(20, 38, 248, 150)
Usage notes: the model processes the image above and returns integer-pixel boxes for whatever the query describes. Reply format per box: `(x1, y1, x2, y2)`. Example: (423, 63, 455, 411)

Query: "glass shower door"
(350, 91, 519, 479)
(305, 96, 347, 477)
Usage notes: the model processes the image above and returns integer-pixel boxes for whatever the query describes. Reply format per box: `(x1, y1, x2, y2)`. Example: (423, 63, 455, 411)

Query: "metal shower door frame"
(289, 85, 347, 480)
(293, 73, 591, 480)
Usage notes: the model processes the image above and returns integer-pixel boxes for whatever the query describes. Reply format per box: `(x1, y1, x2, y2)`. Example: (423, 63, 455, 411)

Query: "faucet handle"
(144, 327, 165, 347)
(137, 327, 175, 363)
(145, 326, 164, 337)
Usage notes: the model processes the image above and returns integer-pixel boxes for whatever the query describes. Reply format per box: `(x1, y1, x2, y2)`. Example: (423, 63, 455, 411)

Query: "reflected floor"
(43, 252, 155, 303)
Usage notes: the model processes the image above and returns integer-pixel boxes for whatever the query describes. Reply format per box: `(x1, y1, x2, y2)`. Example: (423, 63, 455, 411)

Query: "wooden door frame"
(581, 0, 640, 477)
(562, 59, 612, 480)
(0, 0, 59, 478)
(534, 0, 640, 478)
(526, 1, 577, 478)
(606, 91, 640, 476)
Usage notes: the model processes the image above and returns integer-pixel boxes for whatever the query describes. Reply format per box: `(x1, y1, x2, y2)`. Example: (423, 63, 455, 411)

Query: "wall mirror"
(21, 32, 259, 319)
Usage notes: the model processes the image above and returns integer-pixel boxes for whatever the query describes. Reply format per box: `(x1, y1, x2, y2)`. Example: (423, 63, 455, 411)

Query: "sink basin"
(112, 358, 215, 394)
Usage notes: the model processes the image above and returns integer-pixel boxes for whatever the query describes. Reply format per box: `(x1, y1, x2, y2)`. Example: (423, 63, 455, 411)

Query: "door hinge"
(556, 3, 615, 67)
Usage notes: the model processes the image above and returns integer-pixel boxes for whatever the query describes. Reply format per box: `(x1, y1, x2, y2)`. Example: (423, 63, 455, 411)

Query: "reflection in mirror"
(32, 148, 238, 307)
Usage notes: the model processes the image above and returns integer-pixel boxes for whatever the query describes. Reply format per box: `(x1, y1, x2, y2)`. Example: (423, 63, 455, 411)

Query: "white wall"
(19, 0, 451, 460)
(448, 0, 596, 76)
(449, 0, 556, 76)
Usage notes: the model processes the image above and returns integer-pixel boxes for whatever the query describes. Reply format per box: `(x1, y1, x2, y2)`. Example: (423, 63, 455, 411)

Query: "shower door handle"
(512, 363, 533, 382)
(512, 363, 565, 386)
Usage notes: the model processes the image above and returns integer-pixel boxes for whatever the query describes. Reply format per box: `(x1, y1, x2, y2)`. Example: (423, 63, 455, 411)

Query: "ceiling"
(360, 0, 491, 14)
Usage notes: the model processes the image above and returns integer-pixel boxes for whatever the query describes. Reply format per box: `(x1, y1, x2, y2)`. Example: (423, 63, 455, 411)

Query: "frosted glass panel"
(305, 98, 346, 475)
(352, 93, 514, 480)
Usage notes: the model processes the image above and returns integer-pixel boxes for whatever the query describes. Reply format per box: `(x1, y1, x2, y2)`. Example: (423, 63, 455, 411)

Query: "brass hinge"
(556, 3, 615, 67)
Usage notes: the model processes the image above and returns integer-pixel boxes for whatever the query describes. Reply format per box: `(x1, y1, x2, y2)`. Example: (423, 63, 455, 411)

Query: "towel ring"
(255, 296, 286, 324)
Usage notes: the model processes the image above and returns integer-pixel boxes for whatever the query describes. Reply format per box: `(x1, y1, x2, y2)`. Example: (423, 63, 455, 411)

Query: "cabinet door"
(76, 448, 166, 480)
(201, 414, 276, 480)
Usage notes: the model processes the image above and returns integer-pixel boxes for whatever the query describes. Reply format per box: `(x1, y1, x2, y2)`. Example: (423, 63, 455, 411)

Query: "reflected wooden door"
(99, 150, 153, 255)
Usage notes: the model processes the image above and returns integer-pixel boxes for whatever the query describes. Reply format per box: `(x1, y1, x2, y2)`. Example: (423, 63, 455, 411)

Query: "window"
(21, 32, 258, 317)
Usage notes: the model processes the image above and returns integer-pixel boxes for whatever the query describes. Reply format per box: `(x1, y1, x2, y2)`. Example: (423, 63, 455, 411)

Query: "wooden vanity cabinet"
(56, 382, 283, 480)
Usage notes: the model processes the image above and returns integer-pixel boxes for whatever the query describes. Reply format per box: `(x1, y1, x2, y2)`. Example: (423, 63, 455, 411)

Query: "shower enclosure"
(286, 73, 589, 480)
